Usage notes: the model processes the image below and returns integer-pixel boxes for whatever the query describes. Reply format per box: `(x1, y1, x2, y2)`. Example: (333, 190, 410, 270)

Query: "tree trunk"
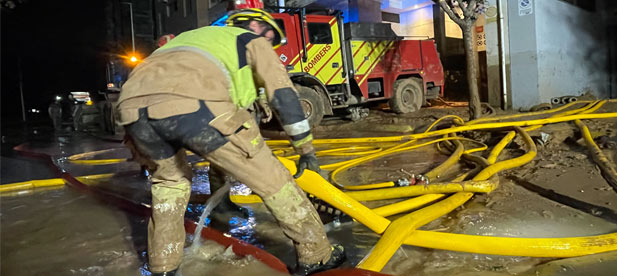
(463, 25, 482, 119)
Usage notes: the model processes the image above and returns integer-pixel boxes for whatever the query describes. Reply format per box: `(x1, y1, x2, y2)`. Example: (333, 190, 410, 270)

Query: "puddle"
(180, 240, 288, 276)
(0, 188, 147, 275)
(3, 128, 617, 275)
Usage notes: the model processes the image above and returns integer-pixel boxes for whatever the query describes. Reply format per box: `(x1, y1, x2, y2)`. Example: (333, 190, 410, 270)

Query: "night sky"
(1, 1, 108, 123)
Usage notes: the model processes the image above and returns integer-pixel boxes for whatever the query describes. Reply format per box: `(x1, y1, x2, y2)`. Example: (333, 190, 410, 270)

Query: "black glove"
(293, 152, 320, 179)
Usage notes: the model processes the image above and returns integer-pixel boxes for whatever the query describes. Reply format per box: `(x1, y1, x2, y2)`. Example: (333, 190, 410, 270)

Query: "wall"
(444, 13, 462, 38)
(604, 1, 617, 98)
(535, 0, 611, 101)
(485, 0, 511, 108)
(398, 4, 464, 39)
(399, 5, 434, 38)
(348, 0, 382, 22)
(156, 0, 198, 35)
(507, 0, 540, 109)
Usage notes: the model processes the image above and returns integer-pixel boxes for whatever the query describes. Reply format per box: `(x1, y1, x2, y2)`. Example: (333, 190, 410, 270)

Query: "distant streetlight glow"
(130, 56, 138, 63)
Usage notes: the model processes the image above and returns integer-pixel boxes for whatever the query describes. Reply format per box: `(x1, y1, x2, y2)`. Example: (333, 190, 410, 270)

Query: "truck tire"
(295, 85, 325, 127)
(103, 102, 116, 134)
(389, 77, 424, 114)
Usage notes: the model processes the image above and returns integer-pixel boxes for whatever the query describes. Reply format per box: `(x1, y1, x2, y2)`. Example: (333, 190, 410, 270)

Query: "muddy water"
(0, 188, 147, 275)
(376, 178, 617, 276)
(4, 126, 617, 275)
(180, 240, 288, 276)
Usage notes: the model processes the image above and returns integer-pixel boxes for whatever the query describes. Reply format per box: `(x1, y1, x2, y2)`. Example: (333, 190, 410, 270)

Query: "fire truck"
(104, 1, 445, 133)
(269, 8, 444, 125)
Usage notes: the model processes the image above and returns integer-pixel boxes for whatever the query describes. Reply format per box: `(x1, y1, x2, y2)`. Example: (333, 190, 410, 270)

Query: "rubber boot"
(148, 153, 192, 273)
(262, 183, 333, 265)
(294, 244, 346, 276)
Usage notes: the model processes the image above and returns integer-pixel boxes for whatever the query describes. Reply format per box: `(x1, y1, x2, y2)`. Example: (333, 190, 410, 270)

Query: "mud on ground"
(2, 101, 617, 276)
(306, 101, 617, 275)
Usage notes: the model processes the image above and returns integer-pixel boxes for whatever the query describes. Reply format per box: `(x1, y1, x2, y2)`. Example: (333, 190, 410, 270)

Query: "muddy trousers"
(125, 104, 331, 273)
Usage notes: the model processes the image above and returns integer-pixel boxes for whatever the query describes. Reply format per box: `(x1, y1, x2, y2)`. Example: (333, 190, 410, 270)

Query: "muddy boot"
(148, 153, 192, 273)
(262, 182, 333, 263)
(294, 244, 346, 276)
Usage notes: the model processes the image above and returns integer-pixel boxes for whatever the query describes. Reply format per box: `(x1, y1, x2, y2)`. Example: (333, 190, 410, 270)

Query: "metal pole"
(18, 57, 26, 122)
(497, 0, 509, 110)
(122, 2, 136, 53)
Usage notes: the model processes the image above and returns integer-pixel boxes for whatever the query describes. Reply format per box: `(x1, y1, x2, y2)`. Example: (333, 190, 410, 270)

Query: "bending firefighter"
(116, 8, 345, 276)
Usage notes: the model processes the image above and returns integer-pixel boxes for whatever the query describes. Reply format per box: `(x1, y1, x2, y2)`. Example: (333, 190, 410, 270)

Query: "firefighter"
(116, 8, 345, 276)
(48, 95, 63, 131)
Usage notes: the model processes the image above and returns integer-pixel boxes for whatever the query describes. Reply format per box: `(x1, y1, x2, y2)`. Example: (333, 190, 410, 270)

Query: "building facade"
(306, 0, 616, 109)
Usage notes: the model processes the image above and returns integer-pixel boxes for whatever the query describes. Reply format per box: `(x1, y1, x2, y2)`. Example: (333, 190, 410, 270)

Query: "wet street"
(2, 105, 617, 275)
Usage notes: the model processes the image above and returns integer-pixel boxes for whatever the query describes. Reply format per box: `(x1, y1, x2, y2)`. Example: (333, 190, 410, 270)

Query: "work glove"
(293, 152, 320, 179)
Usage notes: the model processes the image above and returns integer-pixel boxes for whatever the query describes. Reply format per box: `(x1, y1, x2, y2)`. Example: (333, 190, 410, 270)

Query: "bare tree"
(1, 0, 27, 10)
(433, 0, 486, 119)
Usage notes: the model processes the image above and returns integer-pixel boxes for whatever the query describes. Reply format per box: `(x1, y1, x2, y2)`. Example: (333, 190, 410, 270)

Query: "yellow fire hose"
(466, 101, 585, 125)
(371, 194, 445, 217)
(487, 131, 517, 164)
(263, 112, 617, 146)
(0, 173, 115, 193)
(355, 103, 617, 271)
(357, 192, 476, 270)
(0, 178, 66, 193)
(423, 138, 465, 181)
(342, 182, 397, 191)
(13, 100, 617, 272)
(281, 112, 617, 271)
(575, 119, 617, 189)
(278, 156, 392, 234)
(344, 178, 498, 202)
(358, 126, 536, 271)
(329, 137, 486, 189)
(361, 139, 466, 214)
(466, 99, 615, 126)
(403, 230, 617, 257)
(344, 137, 466, 191)
(67, 148, 128, 165)
(369, 158, 474, 218)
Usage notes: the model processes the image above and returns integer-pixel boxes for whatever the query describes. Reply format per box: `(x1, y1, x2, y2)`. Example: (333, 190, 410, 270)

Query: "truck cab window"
(275, 19, 286, 36)
(307, 23, 332, 44)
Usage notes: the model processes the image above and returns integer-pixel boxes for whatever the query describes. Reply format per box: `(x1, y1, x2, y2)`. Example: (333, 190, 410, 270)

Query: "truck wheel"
(389, 78, 424, 114)
(296, 85, 325, 127)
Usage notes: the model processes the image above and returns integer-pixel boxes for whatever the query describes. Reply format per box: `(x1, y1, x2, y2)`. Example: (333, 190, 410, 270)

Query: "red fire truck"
(269, 8, 444, 125)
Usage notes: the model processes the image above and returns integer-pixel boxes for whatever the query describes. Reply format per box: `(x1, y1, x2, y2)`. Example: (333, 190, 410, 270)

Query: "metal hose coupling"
(395, 174, 429, 187)
(395, 178, 411, 187)
(308, 194, 344, 216)
(551, 97, 562, 105)
(551, 96, 578, 105)
(563, 96, 578, 104)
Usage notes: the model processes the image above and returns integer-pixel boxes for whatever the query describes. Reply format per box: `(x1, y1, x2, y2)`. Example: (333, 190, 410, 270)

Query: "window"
(381, 12, 400, 23)
(307, 23, 332, 44)
(275, 19, 286, 36)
